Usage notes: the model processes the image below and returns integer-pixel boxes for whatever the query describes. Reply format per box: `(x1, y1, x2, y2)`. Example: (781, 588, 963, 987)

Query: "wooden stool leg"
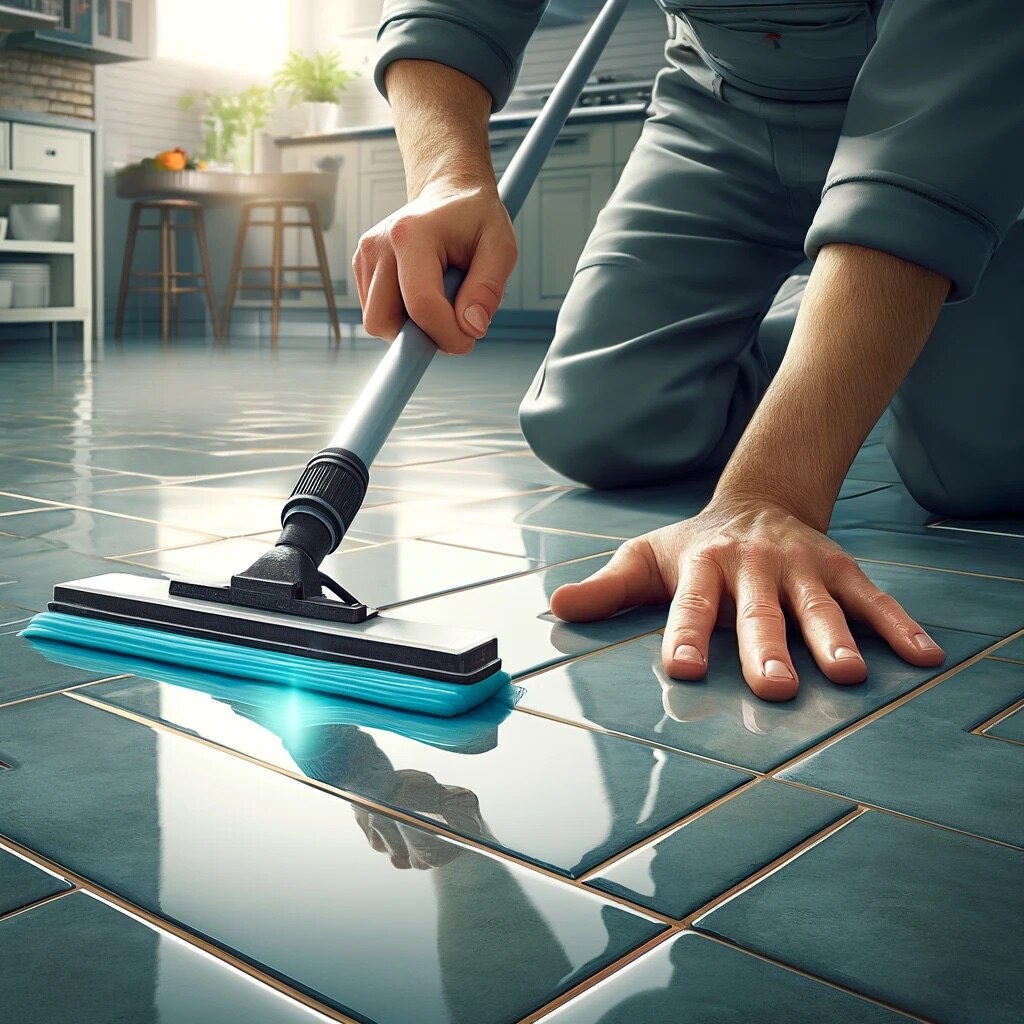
(306, 202, 342, 346)
(270, 203, 283, 348)
(192, 206, 222, 341)
(115, 202, 142, 342)
(222, 205, 251, 341)
(159, 206, 171, 342)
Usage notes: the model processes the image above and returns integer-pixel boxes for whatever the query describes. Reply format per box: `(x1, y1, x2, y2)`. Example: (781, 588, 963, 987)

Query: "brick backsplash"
(0, 49, 94, 119)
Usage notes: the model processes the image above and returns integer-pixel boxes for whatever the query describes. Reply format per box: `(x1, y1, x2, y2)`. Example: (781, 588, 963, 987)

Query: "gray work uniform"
(376, 0, 1024, 515)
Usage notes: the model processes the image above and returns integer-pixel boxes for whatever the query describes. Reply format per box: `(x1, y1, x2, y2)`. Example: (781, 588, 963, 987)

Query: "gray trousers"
(519, 43, 1024, 517)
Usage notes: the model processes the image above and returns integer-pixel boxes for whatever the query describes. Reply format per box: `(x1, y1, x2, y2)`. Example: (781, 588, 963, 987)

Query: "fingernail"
(833, 646, 860, 661)
(763, 659, 794, 680)
(673, 644, 705, 665)
(464, 304, 489, 336)
(913, 633, 941, 653)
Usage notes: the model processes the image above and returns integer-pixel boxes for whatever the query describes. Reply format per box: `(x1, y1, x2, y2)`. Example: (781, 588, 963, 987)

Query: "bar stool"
(115, 199, 221, 342)
(221, 198, 342, 347)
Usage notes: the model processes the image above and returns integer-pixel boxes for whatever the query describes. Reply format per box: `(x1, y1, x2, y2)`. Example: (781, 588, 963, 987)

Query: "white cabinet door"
(519, 165, 616, 312)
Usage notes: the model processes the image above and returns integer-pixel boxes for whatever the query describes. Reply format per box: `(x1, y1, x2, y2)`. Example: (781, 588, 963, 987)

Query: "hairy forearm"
(384, 59, 496, 199)
(716, 243, 950, 530)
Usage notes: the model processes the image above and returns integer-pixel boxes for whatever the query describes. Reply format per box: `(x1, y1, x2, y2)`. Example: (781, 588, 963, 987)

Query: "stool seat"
(222, 198, 341, 347)
(115, 199, 221, 342)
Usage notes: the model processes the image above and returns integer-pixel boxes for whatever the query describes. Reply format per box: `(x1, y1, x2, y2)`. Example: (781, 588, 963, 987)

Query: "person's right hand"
(352, 178, 517, 355)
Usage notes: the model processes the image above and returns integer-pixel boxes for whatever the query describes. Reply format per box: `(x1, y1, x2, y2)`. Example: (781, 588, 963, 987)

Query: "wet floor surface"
(0, 339, 1021, 1023)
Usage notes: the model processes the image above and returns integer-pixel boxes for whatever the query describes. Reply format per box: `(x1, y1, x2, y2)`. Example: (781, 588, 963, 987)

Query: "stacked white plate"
(0, 262, 51, 308)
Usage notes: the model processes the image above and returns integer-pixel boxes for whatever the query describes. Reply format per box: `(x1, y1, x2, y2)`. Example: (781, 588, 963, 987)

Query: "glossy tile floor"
(0, 338, 1021, 1023)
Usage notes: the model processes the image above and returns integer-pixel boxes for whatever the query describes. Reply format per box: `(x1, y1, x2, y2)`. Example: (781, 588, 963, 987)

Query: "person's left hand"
(550, 493, 945, 701)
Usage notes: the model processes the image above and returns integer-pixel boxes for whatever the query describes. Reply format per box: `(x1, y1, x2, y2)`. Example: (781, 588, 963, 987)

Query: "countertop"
(0, 106, 96, 132)
(276, 102, 648, 147)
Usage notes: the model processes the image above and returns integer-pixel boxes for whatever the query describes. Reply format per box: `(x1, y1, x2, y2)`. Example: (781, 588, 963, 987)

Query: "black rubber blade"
(48, 573, 500, 685)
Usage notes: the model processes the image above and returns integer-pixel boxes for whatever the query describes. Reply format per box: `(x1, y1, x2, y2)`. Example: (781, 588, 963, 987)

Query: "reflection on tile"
(987, 705, 1024, 743)
(0, 607, 32, 629)
(0, 508, 215, 557)
(0, 632, 113, 706)
(589, 782, 854, 918)
(780, 659, 1024, 847)
(844, 441, 903, 483)
(0, 696, 663, 1024)
(438, 452, 576, 487)
(0, 455, 124, 490)
(370, 464, 562, 498)
(85, 487, 287, 538)
(7, 471, 165, 502)
(393, 556, 666, 677)
(374, 441, 496, 467)
(115, 535, 369, 580)
(59, 445, 305, 479)
(547, 931, 910, 1024)
(696, 812, 1024, 1024)
(423, 524, 616, 563)
(0, 892, 336, 1023)
(519, 628, 989, 773)
(0, 848, 70, 916)
(90, 674, 748, 876)
(857, 560, 1024, 638)
(321, 539, 537, 608)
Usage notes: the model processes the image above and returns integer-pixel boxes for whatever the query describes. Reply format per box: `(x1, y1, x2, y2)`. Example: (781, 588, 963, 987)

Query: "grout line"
(690, 933, 939, 1024)
(515, 930, 676, 1024)
(972, 695, 1024, 737)
(988, 655, 1024, 667)
(774, 779, 1024, 852)
(0, 675, 130, 712)
(854, 554, 1024, 583)
(0, 834, 357, 1024)
(576, 776, 764, 882)
(765, 636, 1010, 779)
(66, 692, 674, 924)
(513, 629, 664, 684)
(0, 886, 78, 926)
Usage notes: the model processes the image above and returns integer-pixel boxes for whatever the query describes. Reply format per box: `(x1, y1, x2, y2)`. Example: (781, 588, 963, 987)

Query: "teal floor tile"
(546, 932, 913, 1024)
(780, 658, 1024, 847)
(0, 631, 113, 706)
(422, 523, 616, 563)
(0, 848, 70, 917)
(87, 673, 748, 876)
(588, 781, 854, 918)
(518, 627, 990, 773)
(0, 696, 663, 1024)
(695, 812, 1024, 1024)
(986, 704, 1024, 743)
(0, 892, 335, 1023)
(994, 635, 1024, 662)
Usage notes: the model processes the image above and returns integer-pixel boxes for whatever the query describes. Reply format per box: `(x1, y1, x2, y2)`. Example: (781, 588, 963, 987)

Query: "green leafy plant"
(179, 85, 276, 166)
(273, 50, 356, 105)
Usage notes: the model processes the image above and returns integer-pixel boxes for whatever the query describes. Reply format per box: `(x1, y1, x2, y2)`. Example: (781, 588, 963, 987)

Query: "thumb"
(550, 540, 670, 623)
(454, 231, 517, 339)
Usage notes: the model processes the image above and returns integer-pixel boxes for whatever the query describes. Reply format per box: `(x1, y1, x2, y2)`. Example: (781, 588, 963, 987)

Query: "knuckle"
(673, 590, 717, 618)
(386, 214, 416, 246)
(795, 590, 837, 617)
(738, 599, 785, 626)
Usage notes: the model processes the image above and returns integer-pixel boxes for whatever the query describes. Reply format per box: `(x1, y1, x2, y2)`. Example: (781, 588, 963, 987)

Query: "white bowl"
(9, 203, 62, 243)
(0, 280, 12, 308)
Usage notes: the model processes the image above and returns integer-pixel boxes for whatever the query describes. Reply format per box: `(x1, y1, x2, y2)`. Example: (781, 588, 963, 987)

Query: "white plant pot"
(307, 102, 340, 134)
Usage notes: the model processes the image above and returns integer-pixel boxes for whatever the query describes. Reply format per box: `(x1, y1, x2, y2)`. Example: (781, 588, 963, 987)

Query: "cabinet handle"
(553, 134, 585, 149)
(490, 138, 525, 152)
(45, 148, 58, 157)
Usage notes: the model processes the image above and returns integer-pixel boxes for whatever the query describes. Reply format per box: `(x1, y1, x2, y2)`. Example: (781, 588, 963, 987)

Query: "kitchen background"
(0, 0, 667, 357)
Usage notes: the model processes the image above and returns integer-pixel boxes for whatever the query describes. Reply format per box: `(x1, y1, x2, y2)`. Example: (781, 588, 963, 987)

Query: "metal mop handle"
(278, 0, 631, 564)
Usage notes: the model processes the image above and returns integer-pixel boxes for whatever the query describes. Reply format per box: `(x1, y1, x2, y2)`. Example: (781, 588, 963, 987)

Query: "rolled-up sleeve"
(375, 1, 547, 112)
(805, 0, 1024, 301)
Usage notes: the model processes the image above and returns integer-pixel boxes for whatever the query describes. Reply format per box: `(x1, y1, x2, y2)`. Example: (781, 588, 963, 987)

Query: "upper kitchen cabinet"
(7, 0, 154, 62)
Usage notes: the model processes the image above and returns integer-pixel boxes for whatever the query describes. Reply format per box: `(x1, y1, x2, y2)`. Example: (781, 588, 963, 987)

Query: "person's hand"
(352, 179, 517, 354)
(550, 494, 945, 701)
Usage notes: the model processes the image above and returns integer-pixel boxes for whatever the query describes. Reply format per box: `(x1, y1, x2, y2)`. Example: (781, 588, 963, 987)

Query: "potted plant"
(274, 50, 356, 133)
(179, 85, 276, 171)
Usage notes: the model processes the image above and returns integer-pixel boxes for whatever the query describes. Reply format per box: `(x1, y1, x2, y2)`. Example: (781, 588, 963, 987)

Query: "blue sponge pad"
(21, 611, 510, 718)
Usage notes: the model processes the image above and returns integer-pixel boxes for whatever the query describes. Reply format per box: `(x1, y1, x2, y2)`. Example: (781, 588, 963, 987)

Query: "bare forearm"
(384, 59, 495, 199)
(717, 243, 950, 530)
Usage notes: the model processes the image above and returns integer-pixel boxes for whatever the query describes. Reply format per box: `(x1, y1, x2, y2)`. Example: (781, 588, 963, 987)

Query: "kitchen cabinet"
(519, 164, 616, 311)
(0, 118, 94, 358)
(277, 116, 640, 319)
(9, 0, 153, 62)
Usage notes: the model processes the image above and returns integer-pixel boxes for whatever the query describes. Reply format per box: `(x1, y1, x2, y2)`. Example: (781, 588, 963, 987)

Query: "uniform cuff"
(805, 177, 1000, 302)
(375, 14, 515, 111)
